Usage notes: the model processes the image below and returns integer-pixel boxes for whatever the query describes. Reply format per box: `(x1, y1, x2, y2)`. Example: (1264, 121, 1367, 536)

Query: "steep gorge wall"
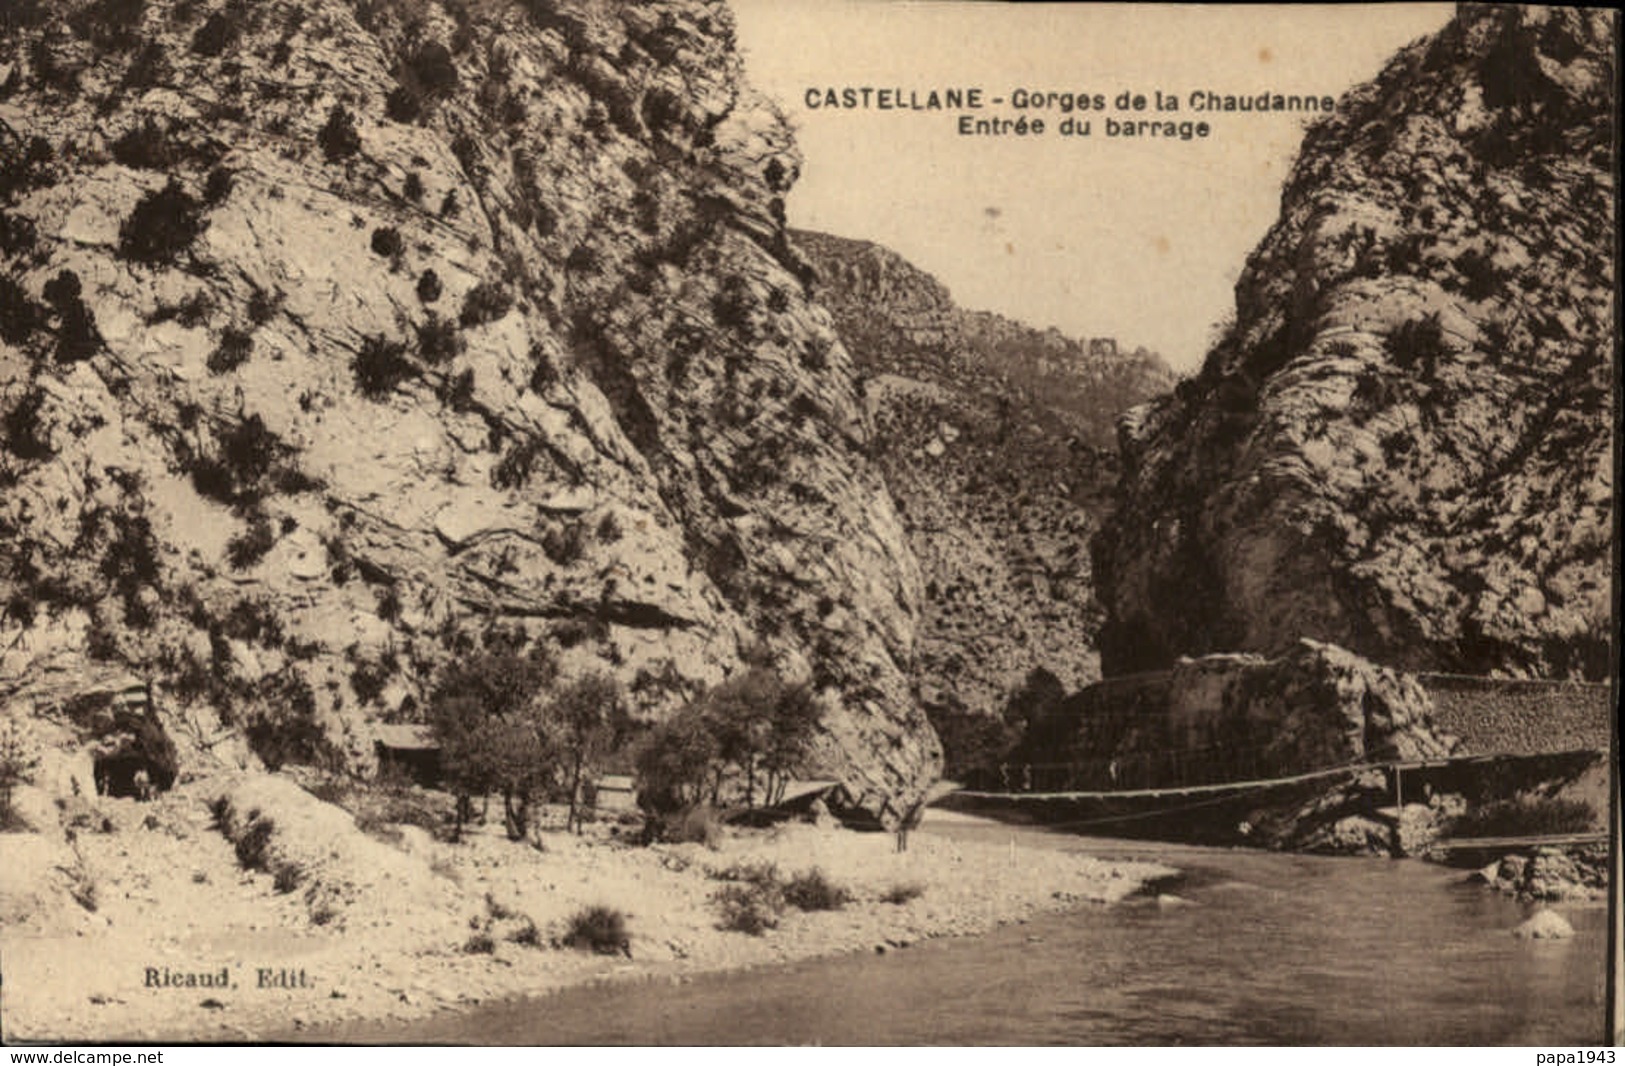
(796, 229, 1175, 716)
(0, 0, 938, 818)
(1094, 5, 1615, 682)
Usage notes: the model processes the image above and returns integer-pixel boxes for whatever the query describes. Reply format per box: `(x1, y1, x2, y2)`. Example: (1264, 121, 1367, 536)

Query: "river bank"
(288, 820, 1613, 1045)
(0, 775, 1173, 1043)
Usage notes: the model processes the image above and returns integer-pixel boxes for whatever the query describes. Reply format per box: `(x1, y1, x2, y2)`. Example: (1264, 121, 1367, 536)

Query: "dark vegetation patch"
(1453, 797, 1597, 838)
(317, 105, 361, 163)
(352, 334, 414, 398)
(459, 281, 512, 328)
(562, 905, 630, 955)
(118, 179, 207, 266)
(206, 327, 254, 374)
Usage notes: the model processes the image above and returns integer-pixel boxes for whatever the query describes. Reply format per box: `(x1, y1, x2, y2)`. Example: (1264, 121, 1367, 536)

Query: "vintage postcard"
(0, 0, 1616, 1047)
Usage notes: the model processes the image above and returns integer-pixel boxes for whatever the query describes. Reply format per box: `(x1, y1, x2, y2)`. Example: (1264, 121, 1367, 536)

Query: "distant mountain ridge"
(794, 229, 1174, 452)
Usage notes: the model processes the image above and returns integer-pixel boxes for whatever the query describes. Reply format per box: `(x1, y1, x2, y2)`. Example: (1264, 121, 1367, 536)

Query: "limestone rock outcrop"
(1026, 638, 1459, 791)
(1094, 5, 1615, 681)
(0, 0, 939, 819)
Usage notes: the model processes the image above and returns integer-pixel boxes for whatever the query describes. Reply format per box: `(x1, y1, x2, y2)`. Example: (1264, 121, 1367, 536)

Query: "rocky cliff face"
(0, 0, 938, 819)
(795, 230, 1175, 717)
(1095, 4, 1615, 681)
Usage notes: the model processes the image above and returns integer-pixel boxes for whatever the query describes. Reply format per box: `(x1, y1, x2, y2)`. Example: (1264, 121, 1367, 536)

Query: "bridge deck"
(950, 748, 1606, 803)
(953, 761, 1367, 801)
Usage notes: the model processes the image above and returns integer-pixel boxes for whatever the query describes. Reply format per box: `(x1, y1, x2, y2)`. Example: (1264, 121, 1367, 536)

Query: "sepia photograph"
(0, 0, 1617, 1047)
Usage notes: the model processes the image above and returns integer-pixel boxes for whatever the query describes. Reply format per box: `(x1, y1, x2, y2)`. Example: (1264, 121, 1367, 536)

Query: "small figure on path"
(134, 768, 152, 802)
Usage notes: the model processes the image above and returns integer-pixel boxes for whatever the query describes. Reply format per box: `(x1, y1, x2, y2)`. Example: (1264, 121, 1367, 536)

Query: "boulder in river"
(1512, 909, 1573, 940)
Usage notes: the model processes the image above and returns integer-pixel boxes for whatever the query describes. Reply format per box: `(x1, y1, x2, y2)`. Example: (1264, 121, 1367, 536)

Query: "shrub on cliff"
(233, 816, 275, 871)
(111, 117, 177, 170)
(414, 312, 462, 364)
(225, 511, 275, 569)
(0, 273, 45, 346)
(0, 135, 56, 204)
(203, 165, 235, 206)
(352, 334, 414, 398)
(317, 105, 361, 163)
(190, 9, 243, 57)
(2, 386, 54, 461)
(206, 326, 253, 374)
(244, 672, 333, 773)
(118, 178, 207, 266)
(370, 226, 403, 259)
(459, 280, 512, 328)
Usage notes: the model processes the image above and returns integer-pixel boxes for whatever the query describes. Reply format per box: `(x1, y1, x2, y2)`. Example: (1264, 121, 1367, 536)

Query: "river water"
(332, 817, 1609, 1045)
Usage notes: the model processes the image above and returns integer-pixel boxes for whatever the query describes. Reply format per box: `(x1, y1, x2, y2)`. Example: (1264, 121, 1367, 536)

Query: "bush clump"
(317, 105, 361, 163)
(562, 905, 630, 955)
(352, 334, 413, 398)
(203, 166, 235, 206)
(458, 280, 512, 328)
(118, 178, 207, 266)
(2, 387, 54, 461)
(782, 868, 849, 912)
(272, 861, 303, 893)
(712, 881, 782, 936)
(206, 326, 253, 374)
(540, 521, 586, 566)
(463, 932, 495, 955)
(0, 273, 45, 347)
(111, 117, 177, 170)
(42, 270, 104, 364)
(1453, 797, 1597, 839)
(416, 269, 442, 304)
(225, 512, 276, 569)
(414, 312, 463, 364)
(1384, 313, 1450, 372)
(489, 436, 543, 490)
(370, 226, 403, 259)
(190, 9, 242, 56)
(385, 86, 422, 124)
(879, 882, 925, 905)
(234, 816, 275, 871)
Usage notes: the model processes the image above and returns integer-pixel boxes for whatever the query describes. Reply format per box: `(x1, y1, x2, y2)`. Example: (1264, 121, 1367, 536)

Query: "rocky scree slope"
(0, 0, 937, 820)
(1094, 4, 1615, 681)
(795, 229, 1175, 718)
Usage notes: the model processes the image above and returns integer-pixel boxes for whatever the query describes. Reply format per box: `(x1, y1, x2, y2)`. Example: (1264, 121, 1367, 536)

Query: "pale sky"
(730, 2, 1455, 373)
